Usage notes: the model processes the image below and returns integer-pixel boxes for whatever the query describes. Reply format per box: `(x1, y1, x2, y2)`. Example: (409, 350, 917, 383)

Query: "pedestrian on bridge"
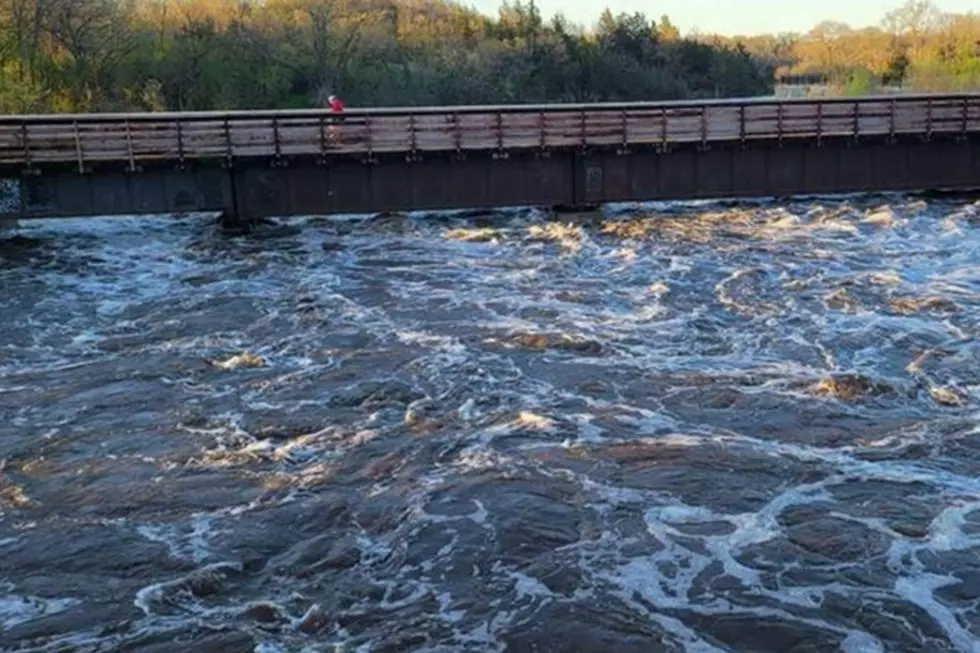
(326, 94, 345, 145)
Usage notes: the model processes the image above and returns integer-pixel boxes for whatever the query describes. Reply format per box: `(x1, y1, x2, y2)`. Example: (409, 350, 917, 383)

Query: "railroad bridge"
(1, 93, 979, 226)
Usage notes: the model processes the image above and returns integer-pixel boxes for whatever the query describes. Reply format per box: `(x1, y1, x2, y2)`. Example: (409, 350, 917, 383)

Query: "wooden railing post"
(925, 99, 933, 141)
(699, 105, 708, 150)
(888, 99, 896, 143)
(776, 103, 784, 146)
(408, 113, 418, 161)
(452, 113, 462, 156)
(272, 115, 283, 165)
(223, 117, 233, 166)
(537, 110, 547, 155)
(660, 107, 668, 152)
(619, 108, 629, 154)
(20, 121, 31, 170)
(961, 96, 970, 140)
(816, 102, 823, 146)
(318, 115, 327, 162)
(364, 116, 375, 164)
(851, 101, 860, 142)
(494, 112, 506, 159)
(579, 109, 587, 150)
(73, 121, 84, 174)
(176, 119, 185, 168)
(739, 104, 746, 147)
(124, 120, 136, 172)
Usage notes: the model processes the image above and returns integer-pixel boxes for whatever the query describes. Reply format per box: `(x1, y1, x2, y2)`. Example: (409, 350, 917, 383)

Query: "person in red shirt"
(326, 94, 345, 145)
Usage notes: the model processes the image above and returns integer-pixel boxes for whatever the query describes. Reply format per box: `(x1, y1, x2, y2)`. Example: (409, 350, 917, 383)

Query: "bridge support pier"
(553, 203, 600, 213)
(551, 203, 602, 225)
(218, 210, 251, 234)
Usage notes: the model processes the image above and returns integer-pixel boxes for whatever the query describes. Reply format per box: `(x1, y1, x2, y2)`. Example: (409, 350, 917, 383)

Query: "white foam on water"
(507, 569, 553, 602)
(927, 502, 980, 551)
(135, 514, 217, 564)
(0, 594, 79, 629)
(841, 631, 886, 653)
(9, 198, 980, 651)
(133, 560, 243, 617)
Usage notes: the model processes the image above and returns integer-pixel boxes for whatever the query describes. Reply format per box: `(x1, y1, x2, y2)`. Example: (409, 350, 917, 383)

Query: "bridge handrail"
(1, 93, 978, 170)
(1, 92, 978, 123)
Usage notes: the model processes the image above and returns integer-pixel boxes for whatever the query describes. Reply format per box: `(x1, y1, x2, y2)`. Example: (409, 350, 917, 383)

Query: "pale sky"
(469, 0, 979, 36)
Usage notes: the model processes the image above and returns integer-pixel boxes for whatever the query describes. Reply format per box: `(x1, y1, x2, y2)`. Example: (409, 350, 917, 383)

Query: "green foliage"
(907, 57, 980, 91)
(0, 62, 46, 112)
(843, 67, 879, 95)
(0, 0, 773, 113)
(706, 1, 980, 95)
(4, 0, 975, 112)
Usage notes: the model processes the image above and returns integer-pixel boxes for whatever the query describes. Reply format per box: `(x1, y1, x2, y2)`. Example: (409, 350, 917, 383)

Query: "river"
(3, 196, 980, 652)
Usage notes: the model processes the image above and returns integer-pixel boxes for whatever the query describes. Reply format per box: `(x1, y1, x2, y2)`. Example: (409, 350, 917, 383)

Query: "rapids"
(3, 196, 980, 652)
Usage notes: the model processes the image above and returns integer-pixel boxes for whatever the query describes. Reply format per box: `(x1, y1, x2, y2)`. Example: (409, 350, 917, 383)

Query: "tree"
(44, 0, 139, 109)
(0, 0, 778, 112)
(658, 14, 679, 42)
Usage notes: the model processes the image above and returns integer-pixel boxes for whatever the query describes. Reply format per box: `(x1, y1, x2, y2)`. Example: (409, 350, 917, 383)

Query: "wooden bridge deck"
(1, 94, 979, 170)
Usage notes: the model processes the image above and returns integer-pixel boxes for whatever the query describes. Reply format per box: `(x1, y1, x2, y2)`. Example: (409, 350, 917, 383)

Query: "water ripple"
(3, 197, 980, 651)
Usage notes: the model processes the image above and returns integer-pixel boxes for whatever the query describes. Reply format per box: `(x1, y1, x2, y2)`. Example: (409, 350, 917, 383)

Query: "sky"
(468, 0, 979, 36)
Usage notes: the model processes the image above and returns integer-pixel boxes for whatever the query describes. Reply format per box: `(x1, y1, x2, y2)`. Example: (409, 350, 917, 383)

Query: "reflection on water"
(3, 197, 980, 652)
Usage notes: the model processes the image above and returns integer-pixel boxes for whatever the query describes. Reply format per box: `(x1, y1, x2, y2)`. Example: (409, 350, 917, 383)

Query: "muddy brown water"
(3, 197, 980, 652)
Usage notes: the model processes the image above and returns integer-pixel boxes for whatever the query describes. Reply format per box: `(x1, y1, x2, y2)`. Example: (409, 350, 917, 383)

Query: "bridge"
(1, 93, 979, 227)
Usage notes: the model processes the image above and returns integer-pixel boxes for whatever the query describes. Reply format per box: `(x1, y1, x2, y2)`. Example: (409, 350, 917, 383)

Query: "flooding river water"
(3, 197, 980, 652)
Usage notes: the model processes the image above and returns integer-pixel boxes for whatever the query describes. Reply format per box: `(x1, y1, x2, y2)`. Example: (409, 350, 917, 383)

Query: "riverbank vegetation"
(714, 1, 980, 95)
(0, 0, 975, 113)
(0, 0, 772, 112)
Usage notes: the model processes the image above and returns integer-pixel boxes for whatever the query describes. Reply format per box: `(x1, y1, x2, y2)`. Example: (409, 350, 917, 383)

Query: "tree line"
(0, 0, 975, 114)
(0, 0, 773, 113)
(710, 0, 980, 94)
